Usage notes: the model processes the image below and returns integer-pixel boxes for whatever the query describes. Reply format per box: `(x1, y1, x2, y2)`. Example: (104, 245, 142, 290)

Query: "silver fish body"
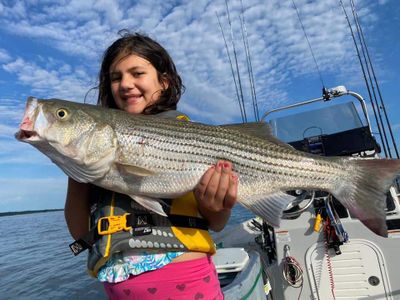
(16, 97, 400, 237)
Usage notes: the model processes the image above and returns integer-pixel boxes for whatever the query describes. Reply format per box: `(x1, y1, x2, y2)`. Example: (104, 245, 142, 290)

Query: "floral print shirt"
(97, 251, 184, 283)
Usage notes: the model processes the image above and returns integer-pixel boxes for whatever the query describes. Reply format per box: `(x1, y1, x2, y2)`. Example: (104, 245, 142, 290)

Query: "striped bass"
(15, 97, 400, 237)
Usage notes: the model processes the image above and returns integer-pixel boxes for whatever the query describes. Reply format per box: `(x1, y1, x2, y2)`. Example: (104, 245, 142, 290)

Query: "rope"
(282, 245, 303, 300)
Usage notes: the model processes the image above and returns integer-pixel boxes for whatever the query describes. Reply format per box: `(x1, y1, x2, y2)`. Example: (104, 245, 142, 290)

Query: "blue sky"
(0, 0, 398, 212)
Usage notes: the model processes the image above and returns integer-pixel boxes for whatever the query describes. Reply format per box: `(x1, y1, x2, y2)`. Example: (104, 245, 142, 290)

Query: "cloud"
(0, 98, 26, 123)
(0, 124, 18, 137)
(2, 57, 94, 101)
(0, 48, 11, 62)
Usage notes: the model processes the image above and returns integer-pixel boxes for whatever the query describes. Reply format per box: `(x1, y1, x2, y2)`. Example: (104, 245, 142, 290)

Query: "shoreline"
(0, 208, 64, 217)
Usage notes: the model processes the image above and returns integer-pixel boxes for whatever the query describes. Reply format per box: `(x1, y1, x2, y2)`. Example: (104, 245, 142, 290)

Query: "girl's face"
(109, 54, 166, 114)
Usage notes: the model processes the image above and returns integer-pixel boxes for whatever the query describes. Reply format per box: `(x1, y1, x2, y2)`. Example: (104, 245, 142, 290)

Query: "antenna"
(291, 0, 325, 89)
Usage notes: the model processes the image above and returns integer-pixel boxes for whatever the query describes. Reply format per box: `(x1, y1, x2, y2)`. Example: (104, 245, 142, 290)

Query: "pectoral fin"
(129, 194, 168, 216)
(117, 164, 156, 177)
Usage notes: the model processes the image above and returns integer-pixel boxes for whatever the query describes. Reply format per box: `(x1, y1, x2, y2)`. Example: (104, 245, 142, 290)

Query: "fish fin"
(243, 192, 296, 227)
(221, 122, 272, 139)
(117, 164, 156, 177)
(129, 195, 168, 216)
(221, 122, 293, 149)
(332, 158, 400, 237)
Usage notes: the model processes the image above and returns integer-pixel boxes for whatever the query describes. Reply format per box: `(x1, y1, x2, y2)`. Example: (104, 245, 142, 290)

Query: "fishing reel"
(282, 190, 315, 219)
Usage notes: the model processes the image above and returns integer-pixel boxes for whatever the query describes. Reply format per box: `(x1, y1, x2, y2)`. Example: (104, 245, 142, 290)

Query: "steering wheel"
(282, 190, 315, 218)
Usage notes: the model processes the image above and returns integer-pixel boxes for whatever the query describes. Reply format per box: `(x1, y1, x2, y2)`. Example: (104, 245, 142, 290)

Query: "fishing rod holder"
(323, 85, 348, 100)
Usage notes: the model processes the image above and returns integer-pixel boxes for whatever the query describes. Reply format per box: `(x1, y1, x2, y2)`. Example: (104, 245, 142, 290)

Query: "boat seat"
(212, 247, 249, 273)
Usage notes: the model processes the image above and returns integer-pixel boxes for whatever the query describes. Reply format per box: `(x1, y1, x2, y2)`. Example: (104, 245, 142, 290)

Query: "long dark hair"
(97, 30, 184, 114)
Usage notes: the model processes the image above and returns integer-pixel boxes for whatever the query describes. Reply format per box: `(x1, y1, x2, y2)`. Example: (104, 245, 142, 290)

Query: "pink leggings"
(103, 256, 224, 300)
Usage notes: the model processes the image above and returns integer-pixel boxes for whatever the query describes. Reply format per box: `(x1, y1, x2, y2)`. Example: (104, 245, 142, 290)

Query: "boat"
(212, 85, 400, 299)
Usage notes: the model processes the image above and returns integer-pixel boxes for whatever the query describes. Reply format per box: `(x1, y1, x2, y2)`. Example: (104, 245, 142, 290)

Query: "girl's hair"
(97, 30, 184, 114)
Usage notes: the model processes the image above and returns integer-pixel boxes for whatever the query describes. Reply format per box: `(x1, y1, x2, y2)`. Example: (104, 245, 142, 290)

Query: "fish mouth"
(15, 129, 39, 141)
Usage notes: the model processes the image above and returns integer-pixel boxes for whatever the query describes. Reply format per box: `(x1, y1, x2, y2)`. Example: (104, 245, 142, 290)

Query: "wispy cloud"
(0, 48, 11, 63)
(0, 124, 18, 137)
(0, 98, 26, 123)
(2, 57, 93, 101)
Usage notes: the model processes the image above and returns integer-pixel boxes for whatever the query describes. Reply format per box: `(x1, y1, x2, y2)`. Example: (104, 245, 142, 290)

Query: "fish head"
(15, 97, 117, 183)
(16, 97, 94, 152)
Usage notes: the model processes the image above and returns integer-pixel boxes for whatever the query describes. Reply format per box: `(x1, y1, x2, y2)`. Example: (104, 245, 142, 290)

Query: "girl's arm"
(64, 178, 91, 240)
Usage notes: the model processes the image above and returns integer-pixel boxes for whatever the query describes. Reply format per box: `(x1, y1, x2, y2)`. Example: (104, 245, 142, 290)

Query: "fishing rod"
(349, 0, 392, 158)
(216, 11, 246, 123)
(239, 0, 260, 122)
(350, 0, 399, 159)
(338, 0, 389, 157)
(224, 0, 247, 123)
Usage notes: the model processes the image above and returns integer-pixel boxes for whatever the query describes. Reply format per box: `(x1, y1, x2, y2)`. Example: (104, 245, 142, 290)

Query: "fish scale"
(129, 123, 336, 181)
(113, 117, 347, 200)
(15, 97, 400, 236)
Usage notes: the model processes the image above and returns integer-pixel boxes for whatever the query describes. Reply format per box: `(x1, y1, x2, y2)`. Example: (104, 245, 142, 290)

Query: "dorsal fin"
(221, 122, 293, 149)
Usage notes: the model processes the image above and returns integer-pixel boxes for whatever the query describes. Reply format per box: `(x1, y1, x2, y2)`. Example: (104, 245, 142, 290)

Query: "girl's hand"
(194, 160, 238, 231)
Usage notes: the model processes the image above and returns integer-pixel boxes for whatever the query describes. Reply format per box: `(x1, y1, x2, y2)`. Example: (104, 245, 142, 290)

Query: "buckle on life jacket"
(98, 213, 132, 235)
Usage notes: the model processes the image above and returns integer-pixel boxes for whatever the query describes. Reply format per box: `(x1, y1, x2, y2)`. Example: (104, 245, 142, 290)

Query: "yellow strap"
(104, 193, 116, 257)
(170, 192, 215, 254)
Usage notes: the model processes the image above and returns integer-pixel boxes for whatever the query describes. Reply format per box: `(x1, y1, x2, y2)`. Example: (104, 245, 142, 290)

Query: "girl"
(65, 31, 237, 300)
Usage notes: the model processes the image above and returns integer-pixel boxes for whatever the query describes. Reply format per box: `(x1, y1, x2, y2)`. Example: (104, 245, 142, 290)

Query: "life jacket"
(68, 111, 216, 277)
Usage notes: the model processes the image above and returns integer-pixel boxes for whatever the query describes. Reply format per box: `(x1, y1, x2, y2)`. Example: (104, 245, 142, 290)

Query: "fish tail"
(332, 158, 400, 237)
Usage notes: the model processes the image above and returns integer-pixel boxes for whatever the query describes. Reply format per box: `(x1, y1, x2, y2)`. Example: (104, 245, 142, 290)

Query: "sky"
(0, 0, 399, 212)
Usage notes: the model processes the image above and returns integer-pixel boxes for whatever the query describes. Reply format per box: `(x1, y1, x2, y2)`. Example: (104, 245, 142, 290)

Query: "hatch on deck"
(305, 239, 392, 299)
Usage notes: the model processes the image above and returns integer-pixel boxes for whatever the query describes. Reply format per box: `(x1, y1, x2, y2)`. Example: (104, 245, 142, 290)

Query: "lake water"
(0, 206, 253, 300)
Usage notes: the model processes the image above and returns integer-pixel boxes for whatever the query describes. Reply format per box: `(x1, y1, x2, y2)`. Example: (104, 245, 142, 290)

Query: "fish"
(15, 97, 400, 237)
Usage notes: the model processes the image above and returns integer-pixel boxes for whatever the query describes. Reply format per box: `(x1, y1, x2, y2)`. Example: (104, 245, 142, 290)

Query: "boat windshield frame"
(262, 86, 372, 138)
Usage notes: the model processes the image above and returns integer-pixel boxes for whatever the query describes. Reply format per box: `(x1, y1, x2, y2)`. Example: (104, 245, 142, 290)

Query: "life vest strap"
(69, 212, 208, 256)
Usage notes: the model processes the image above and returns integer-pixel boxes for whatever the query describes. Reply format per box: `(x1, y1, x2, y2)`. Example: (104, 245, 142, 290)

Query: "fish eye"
(56, 108, 68, 119)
